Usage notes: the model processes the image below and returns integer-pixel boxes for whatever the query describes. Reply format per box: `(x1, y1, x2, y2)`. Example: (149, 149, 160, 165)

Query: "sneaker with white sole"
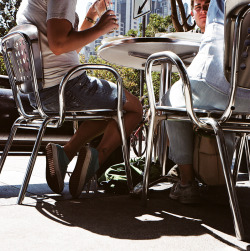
(69, 146, 99, 198)
(169, 181, 200, 204)
(45, 143, 69, 194)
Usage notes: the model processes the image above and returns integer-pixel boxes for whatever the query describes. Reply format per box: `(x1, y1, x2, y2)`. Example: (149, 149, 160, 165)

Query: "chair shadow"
(33, 183, 250, 245)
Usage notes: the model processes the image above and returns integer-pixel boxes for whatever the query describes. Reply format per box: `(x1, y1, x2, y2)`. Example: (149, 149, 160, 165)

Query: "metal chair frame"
(142, 1, 250, 241)
(0, 24, 132, 205)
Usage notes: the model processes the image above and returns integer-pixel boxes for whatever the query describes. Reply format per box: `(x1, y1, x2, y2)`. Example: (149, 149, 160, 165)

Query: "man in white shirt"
(163, 0, 250, 204)
(16, 0, 143, 198)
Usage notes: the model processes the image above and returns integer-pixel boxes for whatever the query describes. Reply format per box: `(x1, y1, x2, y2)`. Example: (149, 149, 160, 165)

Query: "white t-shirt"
(16, 0, 81, 89)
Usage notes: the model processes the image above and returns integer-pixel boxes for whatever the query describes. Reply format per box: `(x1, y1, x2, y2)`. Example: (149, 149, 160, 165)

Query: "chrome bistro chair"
(142, 0, 250, 241)
(0, 24, 132, 205)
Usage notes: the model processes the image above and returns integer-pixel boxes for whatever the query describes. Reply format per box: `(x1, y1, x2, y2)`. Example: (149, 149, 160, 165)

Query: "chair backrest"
(224, 0, 250, 89)
(1, 24, 43, 93)
(1, 24, 44, 117)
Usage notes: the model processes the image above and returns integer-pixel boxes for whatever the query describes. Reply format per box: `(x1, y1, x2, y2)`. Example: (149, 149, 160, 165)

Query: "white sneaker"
(169, 181, 200, 204)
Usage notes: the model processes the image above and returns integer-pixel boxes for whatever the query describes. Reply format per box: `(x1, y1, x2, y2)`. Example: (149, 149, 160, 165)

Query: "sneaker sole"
(179, 196, 200, 204)
(169, 192, 200, 204)
(46, 143, 64, 194)
(69, 147, 91, 198)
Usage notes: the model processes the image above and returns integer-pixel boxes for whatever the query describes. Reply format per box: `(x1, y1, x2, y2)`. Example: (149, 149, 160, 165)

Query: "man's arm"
(47, 9, 118, 55)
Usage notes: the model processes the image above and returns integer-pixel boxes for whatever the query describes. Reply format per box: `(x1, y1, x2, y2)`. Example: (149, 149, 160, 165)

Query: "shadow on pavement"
(32, 184, 250, 247)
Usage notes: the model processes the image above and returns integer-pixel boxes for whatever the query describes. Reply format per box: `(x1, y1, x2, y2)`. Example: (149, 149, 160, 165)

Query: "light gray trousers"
(162, 79, 250, 165)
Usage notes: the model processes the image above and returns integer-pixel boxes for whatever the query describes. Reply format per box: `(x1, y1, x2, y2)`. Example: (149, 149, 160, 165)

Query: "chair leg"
(243, 135, 250, 182)
(141, 116, 158, 206)
(232, 134, 246, 184)
(17, 119, 49, 204)
(153, 129, 158, 162)
(160, 121, 168, 176)
(0, 120, 20, 174)
(153, 120, 168, 175)
(155, 123, 162, 162)
(205, 118, 245, 240)
(116, 115, 133, 193)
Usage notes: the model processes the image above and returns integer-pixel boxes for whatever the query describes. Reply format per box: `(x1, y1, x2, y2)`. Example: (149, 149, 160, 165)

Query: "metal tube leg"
(17, 120, 48, 204)
(138, 69, 144, 157)
(153, 129, 158, 162)
(157, 62, 171, 170)
(116, 115, 133, 193)
(233, 134, 245, 184)
(156, 121, 168, 174)
(206, 118, 245, 240)
(244, 135, 250, 182)
(142, 116, 158, 205)
(138, 128, 143, 157)
(122, 134, 133, 193)
(0, 123, 19, 173)
(161, 121, 168, 176)
(156, 122, 162, 164)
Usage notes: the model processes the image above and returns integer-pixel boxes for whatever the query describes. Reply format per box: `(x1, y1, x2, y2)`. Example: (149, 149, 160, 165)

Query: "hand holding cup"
(94, 0, 117, 34)
(94, 0, 108, 17)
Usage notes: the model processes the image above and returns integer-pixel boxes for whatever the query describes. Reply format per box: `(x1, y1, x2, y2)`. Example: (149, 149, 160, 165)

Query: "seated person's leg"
(163, 78, 237, 204)
(44, 74, 143, 197)
(68, 89, 143, 198)
(167, 119, 199, 204)
(162, 80, 199, 203)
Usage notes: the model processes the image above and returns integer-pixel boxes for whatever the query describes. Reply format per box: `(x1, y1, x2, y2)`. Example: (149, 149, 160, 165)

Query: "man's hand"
(95, 10, 118, 34)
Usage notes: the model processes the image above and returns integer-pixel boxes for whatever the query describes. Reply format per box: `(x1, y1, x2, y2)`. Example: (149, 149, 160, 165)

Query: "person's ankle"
(62, 146, 74, 162)
(180, 180, 194, 187)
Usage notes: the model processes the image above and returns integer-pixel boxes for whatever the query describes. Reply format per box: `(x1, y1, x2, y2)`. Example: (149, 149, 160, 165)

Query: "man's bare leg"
(63, 120, 108, 161)
(63, 90, 143, 164)
(96, 90, 142, 165)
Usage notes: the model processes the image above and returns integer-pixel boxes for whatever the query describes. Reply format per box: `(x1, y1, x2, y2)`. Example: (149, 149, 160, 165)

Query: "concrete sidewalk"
(0, 155, 250, 251)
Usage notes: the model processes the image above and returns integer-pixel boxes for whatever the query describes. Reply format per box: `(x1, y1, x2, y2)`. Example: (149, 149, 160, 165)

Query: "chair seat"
(157, 105, 250, 116)
(157, 105, 222, 116)
(156, 106, 250, 129)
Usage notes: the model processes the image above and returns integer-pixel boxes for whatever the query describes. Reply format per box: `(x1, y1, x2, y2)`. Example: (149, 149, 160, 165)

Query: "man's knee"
(124, 91, 143, 115)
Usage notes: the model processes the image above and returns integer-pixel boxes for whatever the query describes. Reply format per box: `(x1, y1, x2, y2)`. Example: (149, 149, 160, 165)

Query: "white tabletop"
(98, 34, 201, 71)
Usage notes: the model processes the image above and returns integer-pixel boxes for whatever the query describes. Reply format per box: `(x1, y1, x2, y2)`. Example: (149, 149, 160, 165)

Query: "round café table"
(98, 35, 201, 72)
(97, 34, 201, 166)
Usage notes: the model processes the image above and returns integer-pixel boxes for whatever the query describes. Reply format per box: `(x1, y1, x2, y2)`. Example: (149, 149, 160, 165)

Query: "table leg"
(157, 63, 172, 175)
(138, 70, 145, 156)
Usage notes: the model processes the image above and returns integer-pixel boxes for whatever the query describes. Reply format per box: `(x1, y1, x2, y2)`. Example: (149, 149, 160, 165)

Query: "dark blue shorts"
(29, 72, 126, 112)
